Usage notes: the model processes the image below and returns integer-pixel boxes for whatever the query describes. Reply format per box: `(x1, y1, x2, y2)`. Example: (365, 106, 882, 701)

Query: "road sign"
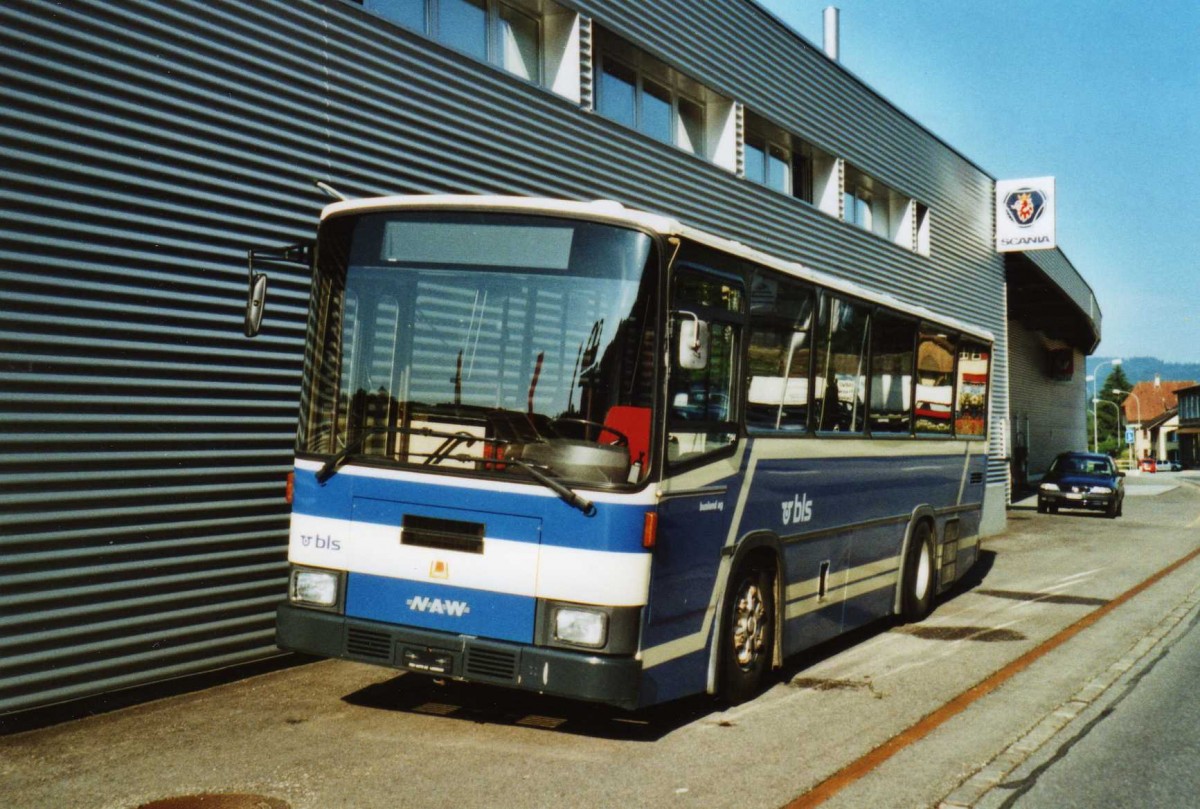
(1125, 428, 1135, 444)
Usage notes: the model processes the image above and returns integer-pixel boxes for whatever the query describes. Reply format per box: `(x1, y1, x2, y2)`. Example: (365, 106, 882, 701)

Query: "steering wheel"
(550, 417, 629, 447)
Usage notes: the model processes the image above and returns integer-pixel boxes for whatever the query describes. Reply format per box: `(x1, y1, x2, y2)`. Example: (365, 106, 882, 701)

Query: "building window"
(744, 114, 792, 194)
(440, 0, 488, 59)
(497, 3, 539, 80)
(745, 136, 789, 191)
(364, 0, 577, 90)
(742, 112, 837, 209)
(597, 58, 637, 128)
(366, 0, 427, 30)
(843, 163, 923, 251)
(596, 54, 707, 154)
(640, 77, 674, 144)
(844, 184, 873, 230)
(593, 28, 735, 168)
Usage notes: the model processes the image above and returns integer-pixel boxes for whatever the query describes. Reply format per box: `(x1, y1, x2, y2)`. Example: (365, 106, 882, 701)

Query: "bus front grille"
(465, 646, 518, 681)
(346, 627, 392, 661)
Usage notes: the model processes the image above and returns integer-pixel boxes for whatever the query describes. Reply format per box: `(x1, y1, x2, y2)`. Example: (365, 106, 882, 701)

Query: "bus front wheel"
(900, 522, 935, 622)
(719, 559, 775, 705)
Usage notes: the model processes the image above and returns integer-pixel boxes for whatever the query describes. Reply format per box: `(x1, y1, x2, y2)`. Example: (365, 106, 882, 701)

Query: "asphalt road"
(980, 573, 1200, 809)
(2, 473, 1198, 809)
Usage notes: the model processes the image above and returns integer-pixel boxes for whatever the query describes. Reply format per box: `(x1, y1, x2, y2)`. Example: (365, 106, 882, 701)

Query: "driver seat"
(601, 406, 651, 468)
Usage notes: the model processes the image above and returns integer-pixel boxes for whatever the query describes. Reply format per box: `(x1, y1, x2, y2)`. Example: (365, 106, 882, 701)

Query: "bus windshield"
(297, 210, 660, 488)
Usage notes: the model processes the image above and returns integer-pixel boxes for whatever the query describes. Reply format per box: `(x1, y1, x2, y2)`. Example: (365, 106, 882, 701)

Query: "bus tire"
(719, 558, 775, 705)
(900, 521, 935, 622)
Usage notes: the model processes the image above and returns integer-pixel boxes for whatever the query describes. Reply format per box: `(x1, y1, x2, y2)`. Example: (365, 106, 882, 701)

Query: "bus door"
(642, 260, 745, 702)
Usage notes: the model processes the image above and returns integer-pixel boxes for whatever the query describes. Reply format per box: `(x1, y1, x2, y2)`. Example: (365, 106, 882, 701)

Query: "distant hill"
(1085, 356, 1200, 387)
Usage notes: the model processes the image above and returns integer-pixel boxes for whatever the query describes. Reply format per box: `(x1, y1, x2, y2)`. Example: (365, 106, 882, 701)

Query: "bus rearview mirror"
(677, 314, 709, 370)
(244, 272, 268, 337)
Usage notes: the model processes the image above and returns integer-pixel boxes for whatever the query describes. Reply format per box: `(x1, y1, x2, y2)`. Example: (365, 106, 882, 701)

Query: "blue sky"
(757, 0, 1200, 362)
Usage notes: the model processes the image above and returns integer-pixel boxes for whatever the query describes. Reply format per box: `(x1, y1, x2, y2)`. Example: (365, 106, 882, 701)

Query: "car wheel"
(719, 558, 775, 705)
(1037, 499, 1047, 514)
(1106, 499, 1118, 519)
(900, 522, 935, 622)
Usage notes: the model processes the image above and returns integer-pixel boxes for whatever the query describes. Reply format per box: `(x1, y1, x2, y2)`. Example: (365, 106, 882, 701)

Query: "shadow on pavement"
(341, 673, 718, 741)
(0, 654, 315, 737)
(344, 550, 1005, 739)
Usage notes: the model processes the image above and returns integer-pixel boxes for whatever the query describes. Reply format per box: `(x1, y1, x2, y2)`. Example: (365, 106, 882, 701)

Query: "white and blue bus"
(249, 194, 993, 709)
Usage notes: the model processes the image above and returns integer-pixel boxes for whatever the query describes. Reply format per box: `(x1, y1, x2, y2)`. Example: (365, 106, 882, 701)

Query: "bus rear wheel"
(900, 522, 935, 622)
(719, 559, 775, 705)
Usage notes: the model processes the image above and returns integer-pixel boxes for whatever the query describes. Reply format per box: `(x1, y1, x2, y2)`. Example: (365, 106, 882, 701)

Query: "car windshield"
(296, 210, 660, 487)
(1051, 456, 1113, 477)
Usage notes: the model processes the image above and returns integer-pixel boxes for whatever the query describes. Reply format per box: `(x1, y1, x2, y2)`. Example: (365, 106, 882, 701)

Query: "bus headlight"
(554, 607, 608, 648)
(1039, 482, 1060, 492)
(291, 567, 339, 608)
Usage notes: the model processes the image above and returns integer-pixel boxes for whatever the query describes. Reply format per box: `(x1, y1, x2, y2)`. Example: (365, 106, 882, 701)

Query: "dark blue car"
(1037, 451, 1125, 518)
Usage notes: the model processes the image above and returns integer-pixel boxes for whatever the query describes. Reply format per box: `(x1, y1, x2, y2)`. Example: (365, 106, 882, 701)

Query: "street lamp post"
(1091, 358, 1123, 452)
(1114, 389, 1142, 468)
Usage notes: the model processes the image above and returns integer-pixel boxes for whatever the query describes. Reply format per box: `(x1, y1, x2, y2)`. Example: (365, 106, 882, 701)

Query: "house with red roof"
(1122, 377, 1196, 460)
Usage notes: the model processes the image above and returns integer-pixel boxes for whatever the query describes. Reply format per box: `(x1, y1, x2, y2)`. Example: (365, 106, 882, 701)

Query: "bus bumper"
(276, 603, 643, 710)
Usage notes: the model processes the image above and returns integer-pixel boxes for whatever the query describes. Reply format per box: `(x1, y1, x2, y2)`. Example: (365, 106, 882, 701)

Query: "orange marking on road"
(784, 543, 1200, 809)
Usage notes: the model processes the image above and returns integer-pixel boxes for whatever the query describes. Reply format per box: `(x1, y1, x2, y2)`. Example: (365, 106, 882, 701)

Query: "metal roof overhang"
(1005, 250, 1102, 354)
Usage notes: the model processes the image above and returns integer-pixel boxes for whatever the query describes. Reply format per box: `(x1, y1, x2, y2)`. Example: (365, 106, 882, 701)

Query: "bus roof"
(322, 194, 995, 344)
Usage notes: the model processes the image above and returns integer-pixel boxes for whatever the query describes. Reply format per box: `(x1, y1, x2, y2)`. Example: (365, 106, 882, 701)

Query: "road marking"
(1055, 568, 1103, 585)
(782, 543, 1200, 809)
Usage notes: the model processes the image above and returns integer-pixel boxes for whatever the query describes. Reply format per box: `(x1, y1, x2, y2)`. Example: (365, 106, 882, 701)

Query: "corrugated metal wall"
(2, 0, 1016, 713)
(0, 0, 327, 714)
(1007, 320, 1088, 479)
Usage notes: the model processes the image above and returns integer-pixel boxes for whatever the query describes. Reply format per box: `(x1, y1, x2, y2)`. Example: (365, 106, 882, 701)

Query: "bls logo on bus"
(781, 493, 813, 526)
(300, 534, 342, 551)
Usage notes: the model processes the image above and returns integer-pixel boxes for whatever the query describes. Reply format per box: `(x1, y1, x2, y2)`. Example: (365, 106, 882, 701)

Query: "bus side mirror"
(244, 272, 268, 338)
(676, 312, 709, 370)
(243, 242, 311, 338)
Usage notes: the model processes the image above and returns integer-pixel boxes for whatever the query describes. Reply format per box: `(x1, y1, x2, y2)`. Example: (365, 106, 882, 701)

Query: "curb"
(937, 579, 1200, 808)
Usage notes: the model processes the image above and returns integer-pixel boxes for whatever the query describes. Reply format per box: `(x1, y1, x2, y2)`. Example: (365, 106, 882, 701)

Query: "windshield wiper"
(450, 453, 595, 516)
(316, 426, 493, 483)
(316, 427, 394, 483)
(316, 429, 595, 517)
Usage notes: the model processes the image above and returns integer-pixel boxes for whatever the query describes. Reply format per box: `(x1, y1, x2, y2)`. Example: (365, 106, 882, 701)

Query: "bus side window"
(813, 294, 869, 433)
(667, 260, 744, 465)
(746, 269, 813, 433)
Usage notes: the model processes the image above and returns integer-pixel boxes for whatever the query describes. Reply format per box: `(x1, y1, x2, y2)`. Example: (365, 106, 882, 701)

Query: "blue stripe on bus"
(346, 572, 535, 643)
(292, 466, 650, 553)
(736, 453, 975, 540)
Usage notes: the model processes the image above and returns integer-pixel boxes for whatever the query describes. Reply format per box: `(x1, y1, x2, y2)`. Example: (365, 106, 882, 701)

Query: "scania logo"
(406, 596, 471, 617)
(1003, 187, 1048, 228)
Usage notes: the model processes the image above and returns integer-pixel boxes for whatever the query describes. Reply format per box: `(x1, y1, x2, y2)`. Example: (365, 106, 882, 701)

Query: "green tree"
(1093, 365, 1132, 454)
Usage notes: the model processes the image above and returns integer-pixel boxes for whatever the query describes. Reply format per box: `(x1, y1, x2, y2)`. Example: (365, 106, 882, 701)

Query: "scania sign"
(996, 176, 1056, 252)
